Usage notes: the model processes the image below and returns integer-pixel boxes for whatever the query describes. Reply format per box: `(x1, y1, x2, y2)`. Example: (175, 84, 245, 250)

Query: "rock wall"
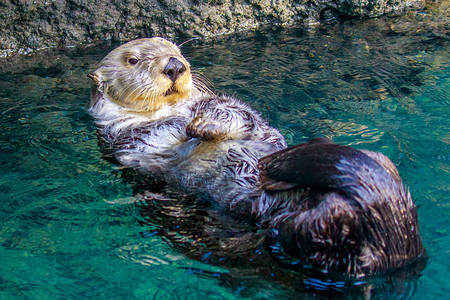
(0, 0, 426, 57)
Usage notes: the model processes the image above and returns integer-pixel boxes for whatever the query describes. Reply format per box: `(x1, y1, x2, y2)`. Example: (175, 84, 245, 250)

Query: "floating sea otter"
(88, 37, 425, 277)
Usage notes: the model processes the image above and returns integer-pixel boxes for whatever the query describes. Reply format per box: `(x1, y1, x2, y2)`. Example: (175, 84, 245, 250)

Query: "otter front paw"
(186, 115, 227, 141)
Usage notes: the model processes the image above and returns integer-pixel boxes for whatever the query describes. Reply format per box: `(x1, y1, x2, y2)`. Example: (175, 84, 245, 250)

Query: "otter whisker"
(192, 76, 213, 90)
(125, 77, 157, 110)
(114, 78, 134, 104)
(138, 86, 154, 110)
(110, 84, 125, 103)
(191, 70, 214, 87)
(178, 37, 199, 48)
(127, 82, 146, 106)
(125, 87, 140, 109)
(142, 86, 160, 111)
(192, 71, 214, 94)
(144, 90, 157, 111)
(193, 84, 212, 95)
(192, 76, 210, 89)
(140, 91, 149, 110)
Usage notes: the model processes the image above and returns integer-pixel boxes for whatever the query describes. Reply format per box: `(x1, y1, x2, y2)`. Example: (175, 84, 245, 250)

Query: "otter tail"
(255, 138, 425, 276)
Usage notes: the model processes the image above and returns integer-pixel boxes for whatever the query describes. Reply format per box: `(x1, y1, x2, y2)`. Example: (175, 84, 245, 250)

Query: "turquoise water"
(0, 9, 449, 300)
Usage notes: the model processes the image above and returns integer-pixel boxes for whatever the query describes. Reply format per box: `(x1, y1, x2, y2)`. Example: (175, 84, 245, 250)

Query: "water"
(0, 5, 449, 299)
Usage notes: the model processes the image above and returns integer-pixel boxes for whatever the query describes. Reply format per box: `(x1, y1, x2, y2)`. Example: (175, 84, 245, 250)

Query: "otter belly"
(120, 137, 282, 219)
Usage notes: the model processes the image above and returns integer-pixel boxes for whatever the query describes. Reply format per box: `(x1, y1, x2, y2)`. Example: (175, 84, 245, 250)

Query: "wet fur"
(89, 38, 425, 277)
(256, 138, 425, 276)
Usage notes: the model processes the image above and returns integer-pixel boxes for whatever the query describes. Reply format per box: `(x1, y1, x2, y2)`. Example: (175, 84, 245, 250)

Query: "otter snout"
(164, 57, 186, 82)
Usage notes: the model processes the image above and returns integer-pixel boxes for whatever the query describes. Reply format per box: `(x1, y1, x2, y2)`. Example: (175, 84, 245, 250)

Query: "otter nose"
(163, 57, 186, 82)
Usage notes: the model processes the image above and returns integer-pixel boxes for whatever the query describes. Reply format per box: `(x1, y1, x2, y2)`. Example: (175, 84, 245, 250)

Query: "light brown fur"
(88, 38, 193, 112)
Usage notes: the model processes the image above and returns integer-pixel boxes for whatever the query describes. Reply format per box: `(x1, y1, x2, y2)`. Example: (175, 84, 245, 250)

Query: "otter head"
(88, 37, 192, 111)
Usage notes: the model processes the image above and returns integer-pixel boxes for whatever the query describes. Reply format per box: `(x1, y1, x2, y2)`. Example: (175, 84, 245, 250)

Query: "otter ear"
(87, 70, 102, 86)
(87, 70, 105, 107)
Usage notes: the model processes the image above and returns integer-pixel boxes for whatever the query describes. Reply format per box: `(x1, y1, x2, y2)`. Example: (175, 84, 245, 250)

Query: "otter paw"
(186, 115, 227, 141)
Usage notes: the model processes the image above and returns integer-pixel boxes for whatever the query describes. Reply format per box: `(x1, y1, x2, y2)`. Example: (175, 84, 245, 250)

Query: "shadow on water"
(0, 1, 448, 299)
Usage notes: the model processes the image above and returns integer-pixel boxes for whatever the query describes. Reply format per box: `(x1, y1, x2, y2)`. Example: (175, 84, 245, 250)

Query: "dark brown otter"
(255, 137, 426, 276)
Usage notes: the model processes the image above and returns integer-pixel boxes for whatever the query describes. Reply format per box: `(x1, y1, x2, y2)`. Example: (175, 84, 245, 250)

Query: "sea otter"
(88, 37, 425, 277)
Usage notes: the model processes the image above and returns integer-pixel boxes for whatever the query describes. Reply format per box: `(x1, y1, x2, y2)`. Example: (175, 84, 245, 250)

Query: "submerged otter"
(88, 37, 425, 277)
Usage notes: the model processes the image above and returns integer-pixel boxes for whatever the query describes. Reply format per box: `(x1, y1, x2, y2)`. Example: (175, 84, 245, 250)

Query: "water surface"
(0, 4, 449, 299)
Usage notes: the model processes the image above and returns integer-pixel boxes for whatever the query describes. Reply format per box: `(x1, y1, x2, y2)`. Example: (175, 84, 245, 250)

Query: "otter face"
(88, 37, 193, 111)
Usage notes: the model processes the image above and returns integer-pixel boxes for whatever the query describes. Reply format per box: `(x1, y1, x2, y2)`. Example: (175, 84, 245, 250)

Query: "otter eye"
(128, 58, 139, 65)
